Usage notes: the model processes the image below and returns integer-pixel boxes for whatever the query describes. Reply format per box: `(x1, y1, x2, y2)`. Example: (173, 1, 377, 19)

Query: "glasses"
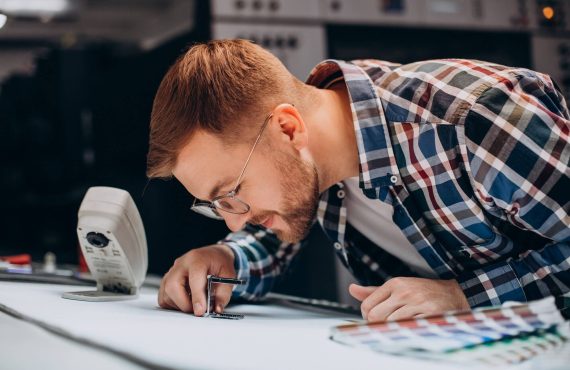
(191, 111, 274, 220)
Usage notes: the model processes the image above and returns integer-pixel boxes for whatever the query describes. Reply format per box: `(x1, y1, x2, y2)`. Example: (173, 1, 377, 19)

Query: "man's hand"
(349, 277, 470, 322)
(158, 244, 236, 316)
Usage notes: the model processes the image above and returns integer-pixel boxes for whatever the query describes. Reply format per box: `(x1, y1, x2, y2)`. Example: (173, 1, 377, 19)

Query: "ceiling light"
(0, 13, 6, 29)
(0, 0, 70, 16)
(542, 6, 555, 21)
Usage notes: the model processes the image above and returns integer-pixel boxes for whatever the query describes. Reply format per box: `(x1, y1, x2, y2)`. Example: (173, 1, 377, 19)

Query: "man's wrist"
(448, 279, 471, 310)
(218, 242, 250, 297)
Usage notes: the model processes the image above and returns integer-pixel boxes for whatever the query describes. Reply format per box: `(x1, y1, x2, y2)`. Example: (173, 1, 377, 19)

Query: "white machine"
(62, 187, 148, 302)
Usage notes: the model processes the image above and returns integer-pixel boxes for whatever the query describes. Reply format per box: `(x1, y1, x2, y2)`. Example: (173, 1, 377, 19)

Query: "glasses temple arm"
(231, 113, 273, 191)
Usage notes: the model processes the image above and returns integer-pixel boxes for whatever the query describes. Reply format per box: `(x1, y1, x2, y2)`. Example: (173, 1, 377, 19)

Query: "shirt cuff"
(219, 241, 250, 298)
(457, 260, 527, 308)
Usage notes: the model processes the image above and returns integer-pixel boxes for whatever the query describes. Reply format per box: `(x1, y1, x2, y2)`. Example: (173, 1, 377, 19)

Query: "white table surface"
(0, 281, 561, 370)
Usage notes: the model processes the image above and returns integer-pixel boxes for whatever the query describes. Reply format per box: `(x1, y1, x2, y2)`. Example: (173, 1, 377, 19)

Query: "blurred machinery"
(211, 0, 570, 101)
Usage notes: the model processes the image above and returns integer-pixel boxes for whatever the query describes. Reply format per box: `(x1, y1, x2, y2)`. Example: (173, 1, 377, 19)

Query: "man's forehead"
(173, 130, 241, 199)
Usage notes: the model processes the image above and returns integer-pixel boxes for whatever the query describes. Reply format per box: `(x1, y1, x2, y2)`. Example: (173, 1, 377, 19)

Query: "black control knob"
(235, 0, 245, 10)
(331, 0, 341, 11)
(287, 36, 298, 49)
(86, 232, 109, 248)
(269, 1, 279, 11)
(252, 0, 263, 10)
(262, 36, 273, 48)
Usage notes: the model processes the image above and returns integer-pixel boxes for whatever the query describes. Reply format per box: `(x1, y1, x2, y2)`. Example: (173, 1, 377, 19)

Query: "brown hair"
(147, 39, 303, 179)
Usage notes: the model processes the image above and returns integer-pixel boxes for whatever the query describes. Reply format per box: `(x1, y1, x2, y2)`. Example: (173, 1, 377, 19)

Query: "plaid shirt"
(221, 58, 570, 308)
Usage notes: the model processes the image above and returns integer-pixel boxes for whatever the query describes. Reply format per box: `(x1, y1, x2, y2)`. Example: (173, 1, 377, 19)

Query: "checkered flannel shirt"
(221, 58, 570, 308)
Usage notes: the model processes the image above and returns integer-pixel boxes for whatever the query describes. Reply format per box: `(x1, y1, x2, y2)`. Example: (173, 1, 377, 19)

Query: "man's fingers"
(367, 296, 404, 322)
(163, 272, 193, 313)
(213, 282, 233, 313)
(386, 304, 421, 321)
(348, 284, 377, 302)
(158, 280, 166, 307)
(158, 274, 175, 308)
(360, 285, 391, 320)
(162, 293, 186, 311)
(188, 267, 208, 316)
(159, 271, 193, 312)
(212, 267, 236, 313)
(156, 245, 238, 315)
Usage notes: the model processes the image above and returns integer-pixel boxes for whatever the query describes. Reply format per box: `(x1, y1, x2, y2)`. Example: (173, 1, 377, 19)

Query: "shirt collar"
(305, 59, 401, 191)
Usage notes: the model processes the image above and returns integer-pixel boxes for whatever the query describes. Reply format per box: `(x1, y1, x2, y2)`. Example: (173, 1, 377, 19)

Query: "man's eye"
(218, 199, 233, 209)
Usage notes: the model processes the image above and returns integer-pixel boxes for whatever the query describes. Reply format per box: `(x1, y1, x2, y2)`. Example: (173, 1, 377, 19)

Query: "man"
(148, 39, 569, 322)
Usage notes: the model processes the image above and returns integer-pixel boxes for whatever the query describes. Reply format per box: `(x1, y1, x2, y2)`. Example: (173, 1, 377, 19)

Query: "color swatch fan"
(331, 297, 569, 365)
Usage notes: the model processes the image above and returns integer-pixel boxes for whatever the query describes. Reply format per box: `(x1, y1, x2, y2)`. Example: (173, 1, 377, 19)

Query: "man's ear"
(272, 103, 308, 151)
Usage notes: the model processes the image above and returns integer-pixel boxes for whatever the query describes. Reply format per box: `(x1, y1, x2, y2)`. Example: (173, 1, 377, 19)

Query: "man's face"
(173, 129, 320, 243)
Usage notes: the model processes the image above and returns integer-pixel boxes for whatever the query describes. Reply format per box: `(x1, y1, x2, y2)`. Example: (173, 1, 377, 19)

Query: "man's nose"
(222, 211, 249, 232)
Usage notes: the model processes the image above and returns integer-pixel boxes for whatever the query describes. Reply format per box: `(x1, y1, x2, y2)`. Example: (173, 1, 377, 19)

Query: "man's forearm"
(220, 224, 302, 300)
(458, 242, 570, 308)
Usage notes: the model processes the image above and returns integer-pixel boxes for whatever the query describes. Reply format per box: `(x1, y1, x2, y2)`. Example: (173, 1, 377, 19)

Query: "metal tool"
(204, 275, 247, 320)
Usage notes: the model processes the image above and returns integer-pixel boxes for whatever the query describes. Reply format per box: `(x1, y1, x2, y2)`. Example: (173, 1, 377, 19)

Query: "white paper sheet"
(0, 281, 516, 370)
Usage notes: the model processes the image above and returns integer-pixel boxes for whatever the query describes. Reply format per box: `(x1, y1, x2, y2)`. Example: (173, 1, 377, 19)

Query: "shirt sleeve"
(218, 224, 302, 300)
(458, 69, 570, 307)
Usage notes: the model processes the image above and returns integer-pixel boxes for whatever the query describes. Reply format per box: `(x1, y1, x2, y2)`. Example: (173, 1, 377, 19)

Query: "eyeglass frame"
(191, 109, 276, 220)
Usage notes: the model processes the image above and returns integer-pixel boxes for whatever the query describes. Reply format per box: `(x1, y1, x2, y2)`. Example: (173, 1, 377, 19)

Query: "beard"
(250, 150, 320, 243)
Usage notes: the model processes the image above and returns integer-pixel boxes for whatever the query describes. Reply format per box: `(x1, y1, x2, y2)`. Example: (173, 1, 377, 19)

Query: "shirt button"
(390, 175, 398, 184)
(337, 190, 345, 199)
(334, 242, 343, 250)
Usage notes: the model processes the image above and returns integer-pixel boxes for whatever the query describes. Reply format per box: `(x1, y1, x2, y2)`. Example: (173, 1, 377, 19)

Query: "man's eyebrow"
(208, 178, 234, 200)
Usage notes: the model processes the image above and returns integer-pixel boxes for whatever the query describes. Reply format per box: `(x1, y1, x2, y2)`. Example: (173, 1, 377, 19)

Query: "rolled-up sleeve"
(219, 224, 302, 300)
(459, 69, 570, 307)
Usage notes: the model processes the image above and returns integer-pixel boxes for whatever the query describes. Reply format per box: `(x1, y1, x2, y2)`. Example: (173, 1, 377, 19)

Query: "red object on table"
(0, 254, 32, 265)
(78, 244, 89, 272)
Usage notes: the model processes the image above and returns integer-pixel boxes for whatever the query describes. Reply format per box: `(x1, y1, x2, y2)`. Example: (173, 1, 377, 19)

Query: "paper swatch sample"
(330, 297, 569, 365)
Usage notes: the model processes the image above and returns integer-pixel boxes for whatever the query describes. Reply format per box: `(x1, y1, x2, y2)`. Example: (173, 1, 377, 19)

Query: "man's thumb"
(348, 284, 376, 301)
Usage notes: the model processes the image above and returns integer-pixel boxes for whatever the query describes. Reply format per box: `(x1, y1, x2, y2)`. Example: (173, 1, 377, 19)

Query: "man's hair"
(147, 39, 304, 179)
